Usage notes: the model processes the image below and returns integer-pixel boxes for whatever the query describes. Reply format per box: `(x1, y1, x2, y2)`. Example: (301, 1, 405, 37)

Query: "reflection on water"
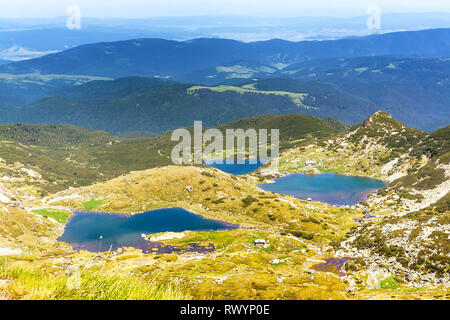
(260, 173, 386, 206)
(58, 207, 239, 253)
(204, 159, 263, 175)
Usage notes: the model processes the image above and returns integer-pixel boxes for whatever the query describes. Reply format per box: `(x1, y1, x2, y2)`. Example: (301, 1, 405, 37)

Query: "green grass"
(83, 199, 103, 211)
(32, 209, 72, 224)
(169, 230, 244, 250)
(187, 85, 309, 108)
(380, 276, 400, 290)
(0, 262, 189, 300)
(317, 165, 346, 174)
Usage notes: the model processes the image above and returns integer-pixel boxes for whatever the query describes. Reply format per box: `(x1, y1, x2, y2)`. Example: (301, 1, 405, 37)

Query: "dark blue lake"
(259, 173, 386, 206)
(58, 207, 239, 253)
(204, 159, 263, 175)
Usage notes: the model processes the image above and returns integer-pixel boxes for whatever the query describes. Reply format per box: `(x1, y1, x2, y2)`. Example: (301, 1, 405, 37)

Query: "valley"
(0, 29, 449, 132)
(0, 24, 448, 302)
(0, 110, 448, 300)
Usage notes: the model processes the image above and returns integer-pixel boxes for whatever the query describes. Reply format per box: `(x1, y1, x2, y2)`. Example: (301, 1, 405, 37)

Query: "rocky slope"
(277, 111, 448, 213)
(275, 111, 449, 287)
(340, 193, 449, 287)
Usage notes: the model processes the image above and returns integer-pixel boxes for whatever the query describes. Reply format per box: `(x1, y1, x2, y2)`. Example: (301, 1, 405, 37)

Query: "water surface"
(204, 159, 263, 175)
(312, 258, 349, 276)
(58, 207, 239, 253)
(259, 173, 386, 206)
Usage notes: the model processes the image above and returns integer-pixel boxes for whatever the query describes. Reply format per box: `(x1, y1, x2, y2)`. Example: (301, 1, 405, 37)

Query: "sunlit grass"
(83, 199, 103, 211)
(32, 208, 72, 224)
(187, 85, 309, 108)
(0, 260, 189, 300)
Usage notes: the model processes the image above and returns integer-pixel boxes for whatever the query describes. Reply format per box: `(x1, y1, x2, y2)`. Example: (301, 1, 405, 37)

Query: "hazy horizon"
(1, 1, 449, 60)
(0, 0, 449, 19)
(2, 12, 450, 21)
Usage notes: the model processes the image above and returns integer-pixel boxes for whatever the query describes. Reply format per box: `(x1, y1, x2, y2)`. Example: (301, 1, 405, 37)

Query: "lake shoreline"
(58, 207, 240, 253)
(258, 172, 387, 207)
(263, 169, 389, 184)
(69, 207, 241, 229)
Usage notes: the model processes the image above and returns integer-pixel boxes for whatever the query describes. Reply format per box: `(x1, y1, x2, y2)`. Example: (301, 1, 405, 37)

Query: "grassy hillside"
(278, 111, 427, 178)
(31, 165, 365, 300)
(0, 201, 188, 300)
(0, 114, 346, 199)
(0, 201, 62, 257)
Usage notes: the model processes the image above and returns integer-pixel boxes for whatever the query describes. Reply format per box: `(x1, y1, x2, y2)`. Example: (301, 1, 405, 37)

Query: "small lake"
(58, 207, 239, 253)
(204, 159, 263, 175)
(259, 173, 386, 206)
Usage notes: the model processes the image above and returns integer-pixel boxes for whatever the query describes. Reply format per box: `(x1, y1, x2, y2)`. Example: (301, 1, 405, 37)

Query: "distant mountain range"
(1, 13, 450, 58)
(275, 57, 450, 132)
(0, 28, 448, 133)
(1, 28, 450, 79)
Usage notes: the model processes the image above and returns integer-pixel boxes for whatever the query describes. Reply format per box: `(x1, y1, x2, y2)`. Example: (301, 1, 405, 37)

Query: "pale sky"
(0, 0, 449, 19)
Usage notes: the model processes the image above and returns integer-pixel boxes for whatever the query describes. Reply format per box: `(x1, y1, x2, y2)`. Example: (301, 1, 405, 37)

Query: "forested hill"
(0, 77, 378, 135)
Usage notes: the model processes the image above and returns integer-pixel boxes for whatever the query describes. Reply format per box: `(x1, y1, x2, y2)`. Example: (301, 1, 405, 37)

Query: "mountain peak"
(346, 111, 428, 155)
(365, 110, 393, 122)
(358, 110, 406, 131)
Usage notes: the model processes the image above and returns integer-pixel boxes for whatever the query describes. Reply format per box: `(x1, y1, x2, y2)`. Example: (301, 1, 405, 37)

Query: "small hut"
(305, 160, 317, 167)
(254, 239, 267, 247)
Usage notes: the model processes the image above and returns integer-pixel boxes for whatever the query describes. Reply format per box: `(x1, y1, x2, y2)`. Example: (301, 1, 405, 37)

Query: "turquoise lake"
(259, 173, 386, 206)
(204, 159, 263, 175)
(58, 207, 239, 253)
